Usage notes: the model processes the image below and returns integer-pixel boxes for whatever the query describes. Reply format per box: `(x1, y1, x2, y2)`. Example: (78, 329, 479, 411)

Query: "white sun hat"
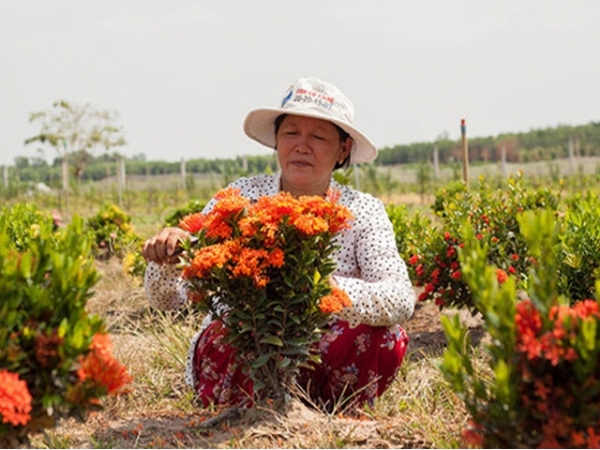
(243, 77, 377, 164)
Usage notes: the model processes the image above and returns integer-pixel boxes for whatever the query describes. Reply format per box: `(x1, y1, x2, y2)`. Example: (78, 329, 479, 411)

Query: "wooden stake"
(461, 118, 469, 186)
(180, 157, 187, 190)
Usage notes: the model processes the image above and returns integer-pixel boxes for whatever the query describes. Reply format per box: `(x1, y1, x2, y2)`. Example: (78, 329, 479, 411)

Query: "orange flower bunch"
(180, 187, 353, 291)
(516, 299, 599, 365)
(70, 333, 133, 405)
(318, 287, 352, 314)
(0, 370, 32, 427)
(178, 187, 353, 400)
(514, 298, 600, 448)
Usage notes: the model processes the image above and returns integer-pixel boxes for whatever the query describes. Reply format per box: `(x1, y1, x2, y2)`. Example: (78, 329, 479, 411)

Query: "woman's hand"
(142, 227, 190, 265)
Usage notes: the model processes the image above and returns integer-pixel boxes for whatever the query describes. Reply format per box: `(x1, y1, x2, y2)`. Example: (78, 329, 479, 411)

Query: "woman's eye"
(313, 135, 325, 141)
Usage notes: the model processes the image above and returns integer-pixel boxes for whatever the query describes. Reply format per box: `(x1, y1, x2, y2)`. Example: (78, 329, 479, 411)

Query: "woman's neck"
(279, 177, 330, 197)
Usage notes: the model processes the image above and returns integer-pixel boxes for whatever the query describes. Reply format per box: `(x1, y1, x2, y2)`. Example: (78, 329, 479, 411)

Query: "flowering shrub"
(406, 174, 560, 312)
(385, 203, 416, 258)
(86, 203, 146, 278)
(179, 187, 353, 402)
(0, 204, 132, 447)
(556, 191, 600, 302)
(440, 210, 600, 448)
(163, 199, 207, 227)
(86, 203, 140, 259)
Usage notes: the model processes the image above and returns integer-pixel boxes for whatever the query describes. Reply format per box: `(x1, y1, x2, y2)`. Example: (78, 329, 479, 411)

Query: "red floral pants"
(193, 320, 409, 409)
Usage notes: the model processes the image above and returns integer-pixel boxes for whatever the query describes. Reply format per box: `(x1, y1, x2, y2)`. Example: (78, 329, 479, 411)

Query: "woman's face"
(275, 115, 352, 196)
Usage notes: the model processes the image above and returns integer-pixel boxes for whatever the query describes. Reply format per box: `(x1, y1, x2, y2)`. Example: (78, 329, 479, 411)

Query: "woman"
(143, 77, 415, 410)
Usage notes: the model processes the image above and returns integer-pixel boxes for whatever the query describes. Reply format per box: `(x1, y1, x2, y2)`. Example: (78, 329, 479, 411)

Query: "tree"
(25, 100, 126, 189)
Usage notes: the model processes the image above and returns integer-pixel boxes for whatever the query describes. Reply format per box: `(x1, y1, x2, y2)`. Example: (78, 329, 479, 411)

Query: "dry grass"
(28, 258, 469, 449)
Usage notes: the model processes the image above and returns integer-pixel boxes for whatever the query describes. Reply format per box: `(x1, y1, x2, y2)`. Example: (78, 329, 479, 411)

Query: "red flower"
(318, 287, 352, 314)
(77, 334, 133, 397)
(451, 270, 461, 280)
(496, 268, 508, 284)
(461, 421, 484, 448)
(408, 254, 419, 265)
(179, 212, 206, 234)
(0, 370, 32, 426)
(415, 264, 424, 277)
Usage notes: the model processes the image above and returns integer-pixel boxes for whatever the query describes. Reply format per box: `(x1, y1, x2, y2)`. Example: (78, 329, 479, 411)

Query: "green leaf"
(19, 252, 32, 279)
(259, 335, 283, 346)
(277, 357, 292, 369)
(251, 352, 272, 369)
(313, 270, 321, 285)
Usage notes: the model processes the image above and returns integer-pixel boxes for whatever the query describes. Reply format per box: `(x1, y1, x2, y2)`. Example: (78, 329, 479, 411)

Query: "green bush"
(86, 203, 141, 259)
(386, 203, 412, 257)
(0, 204, 131, 447)
(86, 203, 147, 278)
(440, 210, 600, 448)
(406, 174, 561, 313)
(557, 191, 600, 302)
(163, 199, 207, 227)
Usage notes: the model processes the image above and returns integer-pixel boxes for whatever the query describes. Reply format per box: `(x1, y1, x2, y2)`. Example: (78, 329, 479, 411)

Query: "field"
(29, 256, 472, 449)
(16, 156, 600, 448)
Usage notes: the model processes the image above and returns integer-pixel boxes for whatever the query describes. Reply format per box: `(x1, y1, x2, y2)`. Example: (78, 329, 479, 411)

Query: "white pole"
(461, 119, 469, 186)
(568, 137, 576, 175)
(61, 158, 69, 192)
(117, 156, 126, 206)
(181, 157, 186, 189)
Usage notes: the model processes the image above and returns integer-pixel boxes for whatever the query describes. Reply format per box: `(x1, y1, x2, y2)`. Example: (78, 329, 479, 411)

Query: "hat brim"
(243, 107, 377, 164)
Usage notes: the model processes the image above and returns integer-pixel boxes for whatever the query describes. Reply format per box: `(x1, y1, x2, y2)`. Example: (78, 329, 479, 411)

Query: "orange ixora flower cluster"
(0, 370, 32, 427)
(318, 287, 352, 314)
(178, 187, 353, 400)
(515, 299, 600, 365)
(180, 187, 353, 293)
(513, 298, 600, 448)
(68, 333, 133, 405)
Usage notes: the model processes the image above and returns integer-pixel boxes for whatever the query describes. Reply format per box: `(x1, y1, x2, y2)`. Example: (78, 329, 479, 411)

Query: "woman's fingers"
(143, 227, 189, 264)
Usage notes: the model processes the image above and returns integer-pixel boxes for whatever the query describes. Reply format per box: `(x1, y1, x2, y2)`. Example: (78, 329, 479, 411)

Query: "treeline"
(377, 121, 600, 166)
(10, 121, 600, 185)
(13, 153, 278, 185)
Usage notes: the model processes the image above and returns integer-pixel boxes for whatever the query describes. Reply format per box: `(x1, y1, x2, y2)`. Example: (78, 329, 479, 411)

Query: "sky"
(1, 0, 599, 166)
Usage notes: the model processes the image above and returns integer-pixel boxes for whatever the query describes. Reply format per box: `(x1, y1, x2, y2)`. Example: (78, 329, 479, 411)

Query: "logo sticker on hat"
(281, 90, 293, 107)
(292, 88, 334, 111)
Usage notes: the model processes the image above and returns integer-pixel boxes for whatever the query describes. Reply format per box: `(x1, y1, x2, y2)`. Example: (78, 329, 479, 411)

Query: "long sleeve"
(333, 192, 415, 328)
(144, 261, 188, 310)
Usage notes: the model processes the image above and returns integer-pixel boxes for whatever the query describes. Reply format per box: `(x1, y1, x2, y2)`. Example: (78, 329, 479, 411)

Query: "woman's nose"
(293, 133, 312, 151)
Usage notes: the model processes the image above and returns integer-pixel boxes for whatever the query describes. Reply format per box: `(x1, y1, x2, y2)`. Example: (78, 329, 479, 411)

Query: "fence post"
(501, 144, 507, 177)
(433, 145, 440, 178)
(117, 156, 126, 206)
(180, 157, 186, 190)
(568, 137, 576, 175)
(461, 119, 469, 186)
